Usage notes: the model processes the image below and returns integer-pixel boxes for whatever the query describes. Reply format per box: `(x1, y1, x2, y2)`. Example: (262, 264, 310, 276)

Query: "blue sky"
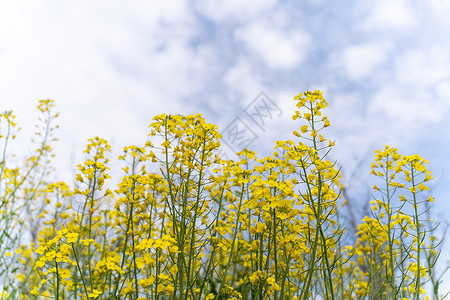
(1, 0, 450, 289)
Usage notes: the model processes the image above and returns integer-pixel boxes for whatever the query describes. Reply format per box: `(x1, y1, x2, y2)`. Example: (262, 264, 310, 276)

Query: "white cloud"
(362, 0, 416, 31)
(223, 57, 264, 99)
(429, 0, 450, 17)
(235, 22, 311, 70)
(329, 93, 366, 129)
(195, 0, 277, 23)
(0, 1, 212, 183)
(368, 86, 443, 124)
(395, 46, 450, 88)
(436, 80, 450, 100)
(341, 43, 388, 80)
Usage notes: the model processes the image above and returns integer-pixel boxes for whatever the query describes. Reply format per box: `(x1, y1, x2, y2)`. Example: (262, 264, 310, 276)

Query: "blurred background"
(1, 0, 450, 291)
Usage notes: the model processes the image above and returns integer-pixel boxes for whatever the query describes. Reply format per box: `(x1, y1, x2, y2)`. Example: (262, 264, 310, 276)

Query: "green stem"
(72, 243, 89, 299)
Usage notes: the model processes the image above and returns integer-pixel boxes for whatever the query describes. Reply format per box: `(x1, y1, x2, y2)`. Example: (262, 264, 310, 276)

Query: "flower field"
(0, 91, 445, 299)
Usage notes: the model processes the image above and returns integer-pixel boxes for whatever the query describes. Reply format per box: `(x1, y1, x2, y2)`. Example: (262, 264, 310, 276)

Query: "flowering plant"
(0, 91, 445, 300)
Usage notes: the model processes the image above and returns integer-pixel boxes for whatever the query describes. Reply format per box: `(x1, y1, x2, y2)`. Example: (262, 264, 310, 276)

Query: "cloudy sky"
(2, 0, 450, 284)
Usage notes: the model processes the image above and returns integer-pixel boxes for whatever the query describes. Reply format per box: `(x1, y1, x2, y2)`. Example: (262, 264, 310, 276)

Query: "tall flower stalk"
(1, 92, 445, 300)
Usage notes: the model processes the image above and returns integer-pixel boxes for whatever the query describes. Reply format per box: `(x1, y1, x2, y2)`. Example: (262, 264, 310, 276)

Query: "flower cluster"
(0, 93, 444, 300)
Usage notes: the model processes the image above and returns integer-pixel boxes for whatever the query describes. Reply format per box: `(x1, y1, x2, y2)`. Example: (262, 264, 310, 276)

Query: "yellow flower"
(88, 289, 101, 298)
(135, 257, 145, 269)
(138, 276, 155, 288)
(169, 265, 178, 276)
(35, 258, 45, 269)
(66, 232, 78, 243)
(417, 182, 429, 191)
(30, 286, 39, 296)
(161, 139, 171, 148)
(256, 222, 267, 233)
(58, 268, 71, 279)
